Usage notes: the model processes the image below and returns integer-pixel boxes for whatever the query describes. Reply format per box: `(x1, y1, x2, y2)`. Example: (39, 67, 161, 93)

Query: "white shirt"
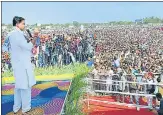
(106, 70, 113, 84)
(114, 58, 120, 67)
(42, 45, 46, 52)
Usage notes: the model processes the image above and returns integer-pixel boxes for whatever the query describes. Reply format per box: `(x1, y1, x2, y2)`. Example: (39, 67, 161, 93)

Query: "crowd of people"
(87, 25, 163, 114)
(2, 27, 95, 71)
(2, 24, 163, 113)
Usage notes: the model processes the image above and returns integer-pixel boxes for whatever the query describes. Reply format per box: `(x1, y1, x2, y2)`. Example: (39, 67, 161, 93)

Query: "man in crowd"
(153, 93, 163, 115)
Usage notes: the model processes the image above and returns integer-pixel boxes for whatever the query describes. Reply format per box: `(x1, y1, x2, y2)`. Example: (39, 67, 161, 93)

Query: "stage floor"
(2, 80, 71, 115)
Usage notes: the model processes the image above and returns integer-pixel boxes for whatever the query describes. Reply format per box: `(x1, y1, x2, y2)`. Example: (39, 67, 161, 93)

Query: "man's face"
(17, 20, 25, 31)
(88, 57, 91, 60)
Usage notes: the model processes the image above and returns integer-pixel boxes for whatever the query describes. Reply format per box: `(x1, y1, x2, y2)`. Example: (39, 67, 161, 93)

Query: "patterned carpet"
(2, 80, 71, 115)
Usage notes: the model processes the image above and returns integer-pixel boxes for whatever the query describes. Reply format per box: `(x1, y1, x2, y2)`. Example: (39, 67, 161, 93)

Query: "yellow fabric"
(2, 74, 74, 85)
(2, 89, 14, 95)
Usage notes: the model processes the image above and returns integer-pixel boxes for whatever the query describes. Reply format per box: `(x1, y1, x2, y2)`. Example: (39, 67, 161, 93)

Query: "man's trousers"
(13, 88, 31, 113)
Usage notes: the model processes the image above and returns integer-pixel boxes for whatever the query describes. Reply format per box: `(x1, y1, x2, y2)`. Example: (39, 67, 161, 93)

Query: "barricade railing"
(84, 76, 163, 111)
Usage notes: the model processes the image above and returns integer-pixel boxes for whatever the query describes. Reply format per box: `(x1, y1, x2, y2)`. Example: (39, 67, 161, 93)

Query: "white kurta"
(4, 28, 36, 89)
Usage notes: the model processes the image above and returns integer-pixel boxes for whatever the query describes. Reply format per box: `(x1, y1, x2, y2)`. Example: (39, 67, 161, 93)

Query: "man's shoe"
(14, 112, 18, 114)
(14, 109, 21, 114)
(136, 107, 140, 111)
(22, 109, 34, 115)
(148, 108, 153, 111)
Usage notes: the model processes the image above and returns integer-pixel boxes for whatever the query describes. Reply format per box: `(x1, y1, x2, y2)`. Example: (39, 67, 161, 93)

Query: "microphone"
(24, 29, 33, 43)
(26, 29, 32, 38)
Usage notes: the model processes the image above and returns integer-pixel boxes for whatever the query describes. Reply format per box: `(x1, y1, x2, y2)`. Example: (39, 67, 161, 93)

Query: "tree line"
(2, 17, 163, 29)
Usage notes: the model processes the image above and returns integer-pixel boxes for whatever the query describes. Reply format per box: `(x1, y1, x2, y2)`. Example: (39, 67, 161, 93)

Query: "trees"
(73, 21, 80, 27)
(143, 17, 163, 24)
(65, 23, 71, 27)
(107, 17, 163, 25)
(108, 21, 134, 25)
(2, 16, 163, 29)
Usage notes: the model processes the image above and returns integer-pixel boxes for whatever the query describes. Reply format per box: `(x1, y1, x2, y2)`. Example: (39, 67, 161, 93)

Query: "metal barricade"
(84, 75, 163, 111)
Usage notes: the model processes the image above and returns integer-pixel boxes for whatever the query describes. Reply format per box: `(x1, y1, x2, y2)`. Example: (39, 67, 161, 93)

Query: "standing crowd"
(2, 27, 95, 71)
(88, 25, 163, 114)
(2, 24, 163, 114)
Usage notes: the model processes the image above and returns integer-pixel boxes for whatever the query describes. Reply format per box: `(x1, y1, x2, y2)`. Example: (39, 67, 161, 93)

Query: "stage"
(2, 80, 71, 115)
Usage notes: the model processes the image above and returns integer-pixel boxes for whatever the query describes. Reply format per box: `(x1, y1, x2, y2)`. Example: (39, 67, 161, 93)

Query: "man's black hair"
(13, 16, 25, 26)
(156, 93, 162, 100)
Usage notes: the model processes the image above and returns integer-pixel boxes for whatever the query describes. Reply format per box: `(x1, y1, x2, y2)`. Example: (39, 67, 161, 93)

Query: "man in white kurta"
(2, 16, 36, 114)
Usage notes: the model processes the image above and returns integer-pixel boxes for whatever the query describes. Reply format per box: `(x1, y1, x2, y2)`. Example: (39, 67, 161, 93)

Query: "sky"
(2, 2, 163, 24)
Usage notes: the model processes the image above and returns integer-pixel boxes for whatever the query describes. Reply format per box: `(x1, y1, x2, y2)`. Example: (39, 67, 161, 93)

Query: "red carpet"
(90, 109, 153, 115)
(83, 95, 155, 115)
